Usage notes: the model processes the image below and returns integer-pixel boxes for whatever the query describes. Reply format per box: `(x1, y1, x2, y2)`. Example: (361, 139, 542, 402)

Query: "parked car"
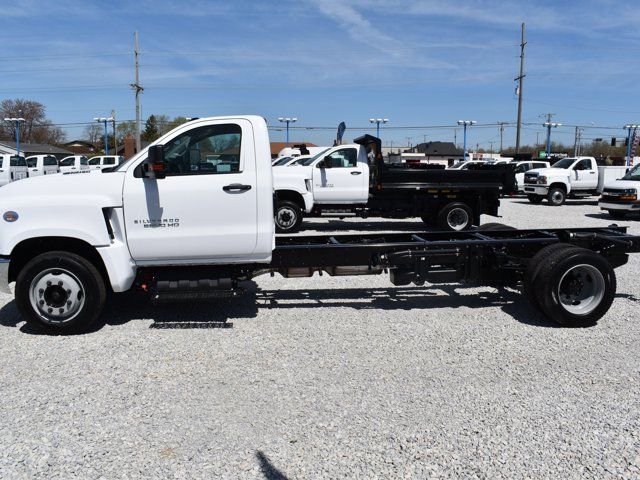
(25, 155, 60, 178)
(59, 155, 90, 174)
(272, 156, 297, 167)
(599, 163, 640, 219)
(88, 155, 124, 171)
(524, 156, 628, 206)
(0, 154, 29, 186)
(447, 160, 486, 170)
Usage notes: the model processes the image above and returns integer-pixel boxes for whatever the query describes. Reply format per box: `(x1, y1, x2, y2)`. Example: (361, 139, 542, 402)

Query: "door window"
(26, 157, 37, 168)
(325, 148, 357, 168)
(532, 162, 547, 169)
(80, 156, 88, 165)
(104, 158, 116, 165)
(574, 159, 591, 171)
(162, 124, 242, 176)
(44, 156, 58, 166)
(10, 156, 26, 167)
(88, 158, 101, 165)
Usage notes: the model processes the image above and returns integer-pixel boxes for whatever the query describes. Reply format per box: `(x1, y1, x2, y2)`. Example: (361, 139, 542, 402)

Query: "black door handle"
(351, 171, 362, 175)
(223, 184, 252, 192)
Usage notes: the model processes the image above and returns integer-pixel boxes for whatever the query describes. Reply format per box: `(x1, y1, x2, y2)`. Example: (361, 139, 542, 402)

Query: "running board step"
(151, 288, 243, 303)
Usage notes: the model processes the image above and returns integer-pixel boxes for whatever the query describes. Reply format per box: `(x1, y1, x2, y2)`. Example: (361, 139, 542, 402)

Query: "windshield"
(10, 156, 26, 167)
(622, 164, 640, 180)
(451, 161, 466, 168)
(80, 156, 88, 165)
(273, 156, 292, 166)
(297, 148, 330, 166)
(551, 158, 575, 169)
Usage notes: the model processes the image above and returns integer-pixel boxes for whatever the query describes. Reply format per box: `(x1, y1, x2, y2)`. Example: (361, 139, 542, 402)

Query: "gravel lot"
(1, 197, 639, 479)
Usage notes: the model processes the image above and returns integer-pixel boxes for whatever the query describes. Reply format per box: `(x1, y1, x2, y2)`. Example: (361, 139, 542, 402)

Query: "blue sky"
(2, 0, 640, 149)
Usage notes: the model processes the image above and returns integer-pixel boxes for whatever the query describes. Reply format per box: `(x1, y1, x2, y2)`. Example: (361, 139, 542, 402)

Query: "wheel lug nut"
(67, 301, 71, 306)
(47, 308, 52, 313)
(39, 289, 44, 294)
(58, 281, 63, 286)
(46, 281, 51, 286)
(59, 308, 64, 314)
(39, 300, 44, 305)
(66, 289, 71, 295)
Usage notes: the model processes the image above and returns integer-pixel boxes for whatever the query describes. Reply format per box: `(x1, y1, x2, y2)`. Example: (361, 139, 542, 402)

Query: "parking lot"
(1, 197, 638, 479)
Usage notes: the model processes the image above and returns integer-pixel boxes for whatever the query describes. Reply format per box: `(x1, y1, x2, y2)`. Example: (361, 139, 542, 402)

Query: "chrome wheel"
(29, 268, 85, 324)
(550, 190, 565, 205)
(276, 207, 297, 230)
(557, 264, 605, 315)
(446, 208, 469, 231)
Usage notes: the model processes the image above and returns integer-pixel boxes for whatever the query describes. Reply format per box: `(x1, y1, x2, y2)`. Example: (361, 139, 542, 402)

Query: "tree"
(0, 98, 66, 144)
(84, 123, 102, 144)
(116, 120, 136, 143)
(141, 115, 160, 142)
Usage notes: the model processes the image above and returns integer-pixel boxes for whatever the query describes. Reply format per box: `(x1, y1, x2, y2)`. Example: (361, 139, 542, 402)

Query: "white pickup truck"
(0, 116, 638, 334)
(598, 163, 640, 219)
(273, 142, 516, 233)
(523, 157, 628, 206)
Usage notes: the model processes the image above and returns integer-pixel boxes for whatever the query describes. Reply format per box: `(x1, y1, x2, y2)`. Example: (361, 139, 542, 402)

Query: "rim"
(447, 208, 469, 231)
(29, 268, 85, 324)
(276, 206, 297, 230)
(557, 264, 605, 315)
(550, 190, 564, 204)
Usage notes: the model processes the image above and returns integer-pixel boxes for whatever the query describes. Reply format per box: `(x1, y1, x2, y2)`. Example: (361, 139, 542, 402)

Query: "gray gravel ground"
(1, 197, 639, 479)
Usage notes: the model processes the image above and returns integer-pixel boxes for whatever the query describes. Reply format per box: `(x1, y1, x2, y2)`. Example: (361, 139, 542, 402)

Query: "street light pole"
(3, 117, 25, 157)
(624, 124, 639, 166)
(543, 120, 562, 157)
(369, 118, 389, 138)
(94, 116, 115, 155)
(457, 120, 476, 161)
(278, 117, 297, 146)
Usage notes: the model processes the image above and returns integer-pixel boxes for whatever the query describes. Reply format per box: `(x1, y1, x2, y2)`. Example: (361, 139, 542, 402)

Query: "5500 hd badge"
(133, 218, 180, 228)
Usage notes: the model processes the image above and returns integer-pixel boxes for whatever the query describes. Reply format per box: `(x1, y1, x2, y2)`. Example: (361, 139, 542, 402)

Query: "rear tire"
(523, 243, 579, 309)
(437, 202, 474, 231)
(15, 251, 107, 334)
(547, 187, 566, 206)
(532, 246, 615, 327)
(527, 194, 543, 204)
(275, 200, 303, 234)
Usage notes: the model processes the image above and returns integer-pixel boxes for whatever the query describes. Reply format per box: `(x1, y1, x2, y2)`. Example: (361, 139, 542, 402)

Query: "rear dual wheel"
(524, 243, 615, 327)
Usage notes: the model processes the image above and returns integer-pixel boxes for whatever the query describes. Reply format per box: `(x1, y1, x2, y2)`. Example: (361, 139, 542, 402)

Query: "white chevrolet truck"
(599, 163, 640, 219)
(523, 157, 627, 206)
(0, 116, 638, 334)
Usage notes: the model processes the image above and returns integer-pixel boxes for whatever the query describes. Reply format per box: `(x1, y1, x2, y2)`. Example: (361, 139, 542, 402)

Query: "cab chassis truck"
(0, 116, 638, 334)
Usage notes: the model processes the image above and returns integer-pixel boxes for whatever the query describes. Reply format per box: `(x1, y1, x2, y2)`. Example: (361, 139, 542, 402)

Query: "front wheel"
(437, 202, 474, 231)
(547, 187, 566, 206)
(275, 200, 303, 233)
(15, 251, 107, 334)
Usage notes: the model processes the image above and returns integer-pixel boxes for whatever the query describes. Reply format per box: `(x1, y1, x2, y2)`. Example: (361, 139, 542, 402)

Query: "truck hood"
(602, 179, 640, 190)
(526, 167, 570, 178)
(0, 171, 125, 207)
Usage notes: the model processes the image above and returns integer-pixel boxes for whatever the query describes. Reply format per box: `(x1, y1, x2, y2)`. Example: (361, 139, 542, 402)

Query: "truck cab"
(0, 154, 29, 186)
(25, 155, 60, 177)
(524, 156, 599, 205)
(59, 155, 90, 174)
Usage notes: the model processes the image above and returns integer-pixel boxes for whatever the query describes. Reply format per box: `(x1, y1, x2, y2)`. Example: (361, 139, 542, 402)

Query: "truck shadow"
(289, 219, 425, 233)
(511, 200, 599, 206)
(4, 281, 622, 333)
(585, 213, 638, 222)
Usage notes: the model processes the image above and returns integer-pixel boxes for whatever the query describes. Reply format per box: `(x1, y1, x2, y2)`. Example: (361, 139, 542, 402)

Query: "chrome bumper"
(0, 257, 10, 294)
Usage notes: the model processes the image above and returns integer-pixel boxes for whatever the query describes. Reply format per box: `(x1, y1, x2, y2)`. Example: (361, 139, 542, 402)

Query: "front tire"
(547, 187, 566, 206)
(275, 200, 303, 234)
(437, 202, 474, 231)
(15, 251, 107, 334)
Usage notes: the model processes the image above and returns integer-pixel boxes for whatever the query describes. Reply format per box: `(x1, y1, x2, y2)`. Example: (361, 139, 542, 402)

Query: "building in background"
(0, 141, 74, 160)
(63, 140, 97, 155)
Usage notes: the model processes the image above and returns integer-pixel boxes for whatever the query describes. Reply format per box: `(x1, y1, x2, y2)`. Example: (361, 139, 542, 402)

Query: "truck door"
(572, 159, 598, 189)
(122, 119, 259, 262)
(311, 147, 367, 204)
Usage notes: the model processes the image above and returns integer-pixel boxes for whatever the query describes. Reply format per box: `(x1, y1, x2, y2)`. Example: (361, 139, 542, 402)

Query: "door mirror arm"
(321, 156, 333, 169)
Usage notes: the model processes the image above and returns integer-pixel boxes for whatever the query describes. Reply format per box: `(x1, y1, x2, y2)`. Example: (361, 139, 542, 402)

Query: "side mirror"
(321, 156, 333, 169)
(143, 144, 166, 179)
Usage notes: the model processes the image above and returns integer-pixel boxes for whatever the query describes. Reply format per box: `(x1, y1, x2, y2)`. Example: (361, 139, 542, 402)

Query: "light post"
(369, 118, 389, 138)
(543, 121, 562, 157)
(94, 116, 114, 155)
(624, 124, 639, 166)
(3, 117, 25, 157)
(277, 117, 297, 146)
(457, 120, 476, 161)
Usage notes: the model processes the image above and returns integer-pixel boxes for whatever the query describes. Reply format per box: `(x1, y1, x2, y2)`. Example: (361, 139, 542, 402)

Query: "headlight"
(537, 176, 547, 185)
(621, 188, 637, 201)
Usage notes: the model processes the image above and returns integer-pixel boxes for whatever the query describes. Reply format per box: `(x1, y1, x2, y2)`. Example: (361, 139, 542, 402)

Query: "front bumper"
(0, 257, 10, 295)
(599, 201, 640, 212)
(523, 185, 549, 196)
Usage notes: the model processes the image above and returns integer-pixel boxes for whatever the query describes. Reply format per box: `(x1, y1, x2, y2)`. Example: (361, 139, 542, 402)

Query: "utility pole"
(515, 22, 526, 153)
(453, 129, 457, 148)
(573, 126, 583, 157)
(111, 109, 117, 156)
(542, 113, 561, 157)
(497, 122, 508, 152)
(406, 137, 412, 149)
(130, 31, 143, 153)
